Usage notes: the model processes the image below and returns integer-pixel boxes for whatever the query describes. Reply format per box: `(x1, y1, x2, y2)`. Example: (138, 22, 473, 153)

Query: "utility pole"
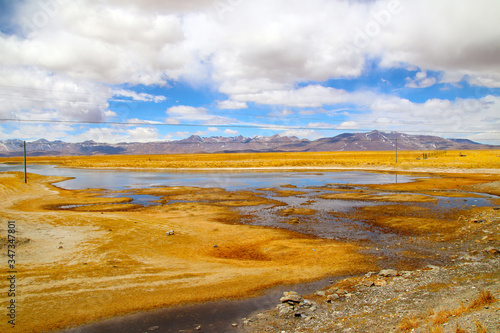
(395, 133, 398, 164)
(23, 141, 27, 183)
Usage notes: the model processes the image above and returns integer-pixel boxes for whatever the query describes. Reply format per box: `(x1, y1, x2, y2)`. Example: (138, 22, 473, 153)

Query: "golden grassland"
(1, 149, 499, 170)
(0, 172, 375, 333)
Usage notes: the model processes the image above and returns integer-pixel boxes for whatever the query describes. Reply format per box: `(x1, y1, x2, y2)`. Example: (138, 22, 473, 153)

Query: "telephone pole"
(23, 141, 27, 183)
(395, 133, 398, 163)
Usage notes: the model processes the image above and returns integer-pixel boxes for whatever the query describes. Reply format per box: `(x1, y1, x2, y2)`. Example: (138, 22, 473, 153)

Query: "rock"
(327, 294, 339, 302)
(374, 279, 387, 287)
(231, 323, 238, 327)
(280, 291, 303, 304)
(195, 325, 201, 330)
(427, 265, 440, 271)
(400, 271, 412, 278)
(314, 291, 326, 297)
(326, 287, 339, 294)
(213, 244, 218, 248)
(378, 269, 398, 277)
(166, 230, 175, 235)
(473, 219, 486, 223)
(364, 271, 377, 278)
(147, 326, 159, 331)
(365, 281, 375, 287)
(279, 305, 295, 317)
(484, 246, 500, 254)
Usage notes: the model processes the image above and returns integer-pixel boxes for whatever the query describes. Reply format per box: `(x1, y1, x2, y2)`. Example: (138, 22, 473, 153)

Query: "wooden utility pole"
(395, 133, 398, 163)
(23, 141, 27, 183)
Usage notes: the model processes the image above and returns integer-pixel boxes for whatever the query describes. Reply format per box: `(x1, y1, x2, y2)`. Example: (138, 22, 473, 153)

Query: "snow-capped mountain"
(0, 131, 495, 157)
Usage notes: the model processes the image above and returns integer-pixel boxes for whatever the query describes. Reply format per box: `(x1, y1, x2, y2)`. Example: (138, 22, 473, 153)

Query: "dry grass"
(398, 315, 420, 331)
(475, 321, 487, 333)
(2, 149, 499, 170)
(469, 290, 496, 310)
(399, 290, 497, 332)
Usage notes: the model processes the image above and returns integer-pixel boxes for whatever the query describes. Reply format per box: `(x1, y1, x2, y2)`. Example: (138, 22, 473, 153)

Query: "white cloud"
(166, 105, 210, 121)
(114, 89, 166, 103)
(405, 71, 437, 88)
(217, 100, 248, 110)
(0, 66, 111, 122)
(279, 129, 324, 140)
(376, 0, 500, 88)
(224, 129, 239, 135)
(234, 85, 353, 108)
(73, 126, 160, 143)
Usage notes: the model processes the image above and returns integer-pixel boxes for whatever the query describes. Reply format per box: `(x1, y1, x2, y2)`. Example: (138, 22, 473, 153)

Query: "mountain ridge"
(0, 131, 497, 157)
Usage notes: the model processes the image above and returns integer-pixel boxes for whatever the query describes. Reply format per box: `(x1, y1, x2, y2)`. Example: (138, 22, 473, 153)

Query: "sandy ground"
(0, 168, 499, 333)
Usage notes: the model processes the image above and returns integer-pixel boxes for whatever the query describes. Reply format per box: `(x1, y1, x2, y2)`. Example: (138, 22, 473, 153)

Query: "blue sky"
(0, 0, 499, 144)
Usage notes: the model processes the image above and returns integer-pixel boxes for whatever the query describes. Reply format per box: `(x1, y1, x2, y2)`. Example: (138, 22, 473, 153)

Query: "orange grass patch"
(3, 149, 499, 170)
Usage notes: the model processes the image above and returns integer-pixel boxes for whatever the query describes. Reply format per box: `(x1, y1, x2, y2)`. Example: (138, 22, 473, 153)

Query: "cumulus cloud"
(405, 71, 437, 88)
(114, 90, 166, 103)
(73, 126, 160, 143)
(0, 66, 112, 122)
(1, 0, 499, 142)
(165, 105, 235, 125)
(224, 129, 239, 135)
(217, 100, 248, 110)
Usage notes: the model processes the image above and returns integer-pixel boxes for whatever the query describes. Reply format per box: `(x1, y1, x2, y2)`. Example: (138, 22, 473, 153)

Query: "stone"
(327, 294, 339, 302)
(314, 291, 326, 297)
(374, 279, 387, 287)
(280, 291, 303, 304)
(147, 326, 159, 331)
(365, 281, 375, 287)
(484, 246, 500, 254)
(427, 265, 440, 271)
(378, 269, 398, 277)
(167, 230, 175, 235)
(399, 271, 412, 278)
(365, 271, 377, 278)
(279, 306, 295, 317)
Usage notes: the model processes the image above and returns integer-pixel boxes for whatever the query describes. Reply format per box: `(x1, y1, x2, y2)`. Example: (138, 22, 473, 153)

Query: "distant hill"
(0, 131, 497, 157)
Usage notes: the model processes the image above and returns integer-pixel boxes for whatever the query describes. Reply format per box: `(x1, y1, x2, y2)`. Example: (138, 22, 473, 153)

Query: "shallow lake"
(0, 164, 415, 190)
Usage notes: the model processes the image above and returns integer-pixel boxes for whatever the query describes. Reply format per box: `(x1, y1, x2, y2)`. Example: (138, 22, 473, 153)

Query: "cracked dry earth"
(239, 208, 500, 333)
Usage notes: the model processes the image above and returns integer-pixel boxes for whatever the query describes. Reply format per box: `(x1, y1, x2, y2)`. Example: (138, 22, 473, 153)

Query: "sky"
(0, 0, 499, 144)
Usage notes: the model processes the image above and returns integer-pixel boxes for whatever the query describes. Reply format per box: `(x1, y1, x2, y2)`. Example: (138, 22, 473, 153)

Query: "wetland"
(0, 161, 499, 332)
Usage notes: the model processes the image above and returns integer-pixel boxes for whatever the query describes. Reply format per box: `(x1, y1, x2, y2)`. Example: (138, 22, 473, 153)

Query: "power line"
(1, 118, 499, 136)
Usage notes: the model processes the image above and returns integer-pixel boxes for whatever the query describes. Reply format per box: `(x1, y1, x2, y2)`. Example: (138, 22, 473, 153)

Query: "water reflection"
(0, 164, 417, 190)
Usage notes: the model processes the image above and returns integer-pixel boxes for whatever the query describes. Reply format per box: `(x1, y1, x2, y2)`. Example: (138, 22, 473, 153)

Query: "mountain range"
(0, 131, 497, 157)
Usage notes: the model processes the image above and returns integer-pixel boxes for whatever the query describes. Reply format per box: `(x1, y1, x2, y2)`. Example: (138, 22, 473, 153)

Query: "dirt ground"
(0, 168, 499, 333)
